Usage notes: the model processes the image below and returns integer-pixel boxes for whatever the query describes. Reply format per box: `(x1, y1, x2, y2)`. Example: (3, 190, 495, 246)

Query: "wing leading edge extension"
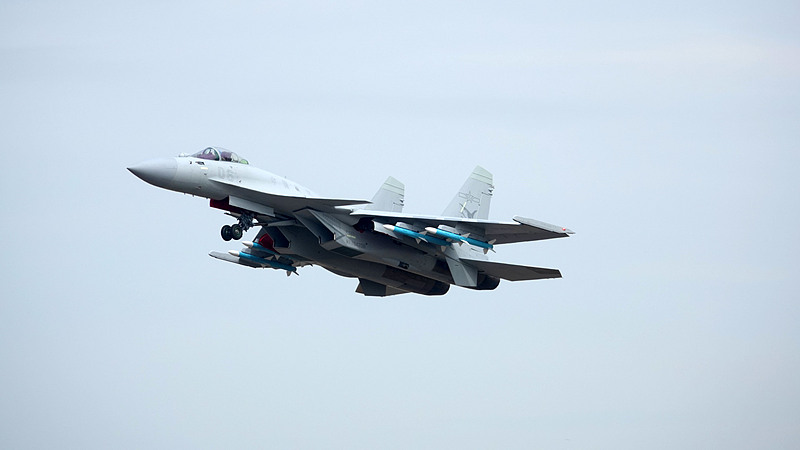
(210, 177, 370, 213)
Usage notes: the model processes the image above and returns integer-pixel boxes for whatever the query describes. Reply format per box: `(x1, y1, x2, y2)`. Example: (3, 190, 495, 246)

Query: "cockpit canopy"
(191, 147, 249, 165)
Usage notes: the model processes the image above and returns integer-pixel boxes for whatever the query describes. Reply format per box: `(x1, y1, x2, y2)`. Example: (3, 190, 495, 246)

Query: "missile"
(424, 227, 496, 253)
(242, 239, 299, 263)
(229, 250, 297, 274)
(383, 224, 450, 248)
(242, 240, 279, 257)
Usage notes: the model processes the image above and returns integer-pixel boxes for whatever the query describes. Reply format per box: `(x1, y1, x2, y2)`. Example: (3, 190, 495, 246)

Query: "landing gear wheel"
(231, 224, 243, 240)
(221, 225, 233, 241)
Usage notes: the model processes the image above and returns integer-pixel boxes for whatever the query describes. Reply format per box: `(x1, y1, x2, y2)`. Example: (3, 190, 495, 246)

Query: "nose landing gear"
(220, 211, 255, 241)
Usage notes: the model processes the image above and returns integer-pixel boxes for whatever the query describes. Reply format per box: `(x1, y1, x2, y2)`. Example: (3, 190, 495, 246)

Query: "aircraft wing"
(349, 210, 573, 244)
(210, 178, 370, 213)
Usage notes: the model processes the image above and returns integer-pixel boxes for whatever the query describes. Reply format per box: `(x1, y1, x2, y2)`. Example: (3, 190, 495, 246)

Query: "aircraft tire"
(221, 225, 233, 241)
(231, 224, 243, 240)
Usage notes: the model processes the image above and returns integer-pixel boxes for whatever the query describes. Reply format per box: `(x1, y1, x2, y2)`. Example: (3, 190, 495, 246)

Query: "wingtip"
(513, 216, 575, 235)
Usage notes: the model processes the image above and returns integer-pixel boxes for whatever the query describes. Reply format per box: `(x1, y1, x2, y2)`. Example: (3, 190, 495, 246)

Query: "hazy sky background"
(1, 1, 798, 448)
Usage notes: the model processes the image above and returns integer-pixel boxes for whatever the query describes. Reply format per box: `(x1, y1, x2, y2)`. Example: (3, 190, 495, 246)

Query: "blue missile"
(242, 240, 280, 257)
(229, 250, 297, 274)
(383, 224, 451, 247)
(424, 227, 496, 253)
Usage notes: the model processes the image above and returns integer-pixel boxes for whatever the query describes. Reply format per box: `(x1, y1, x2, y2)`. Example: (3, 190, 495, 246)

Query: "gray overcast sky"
(1, 1, 798, 448)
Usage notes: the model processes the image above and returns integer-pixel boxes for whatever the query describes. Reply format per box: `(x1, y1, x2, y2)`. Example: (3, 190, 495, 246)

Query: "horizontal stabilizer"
(460, 257, 562, 281)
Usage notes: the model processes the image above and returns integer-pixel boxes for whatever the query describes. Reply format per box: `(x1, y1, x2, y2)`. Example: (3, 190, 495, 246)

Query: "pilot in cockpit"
(191, 147, 248, 164)
(220, 150, 240, 163)
(193, 147, 220, 160)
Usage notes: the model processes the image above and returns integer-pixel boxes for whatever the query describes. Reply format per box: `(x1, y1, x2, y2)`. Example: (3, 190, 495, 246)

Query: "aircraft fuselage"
(129, 147, 571, 297)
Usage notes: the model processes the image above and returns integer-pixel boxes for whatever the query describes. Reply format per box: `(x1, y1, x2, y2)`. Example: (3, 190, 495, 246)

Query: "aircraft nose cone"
(128, 158, 178, 188)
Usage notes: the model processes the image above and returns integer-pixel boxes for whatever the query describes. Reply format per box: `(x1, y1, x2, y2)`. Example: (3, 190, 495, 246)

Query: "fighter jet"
(128, 146, 573, 297)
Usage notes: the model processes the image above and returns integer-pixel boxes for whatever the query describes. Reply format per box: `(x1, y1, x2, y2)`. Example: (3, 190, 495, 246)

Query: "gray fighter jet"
(129, 147, 573, 296)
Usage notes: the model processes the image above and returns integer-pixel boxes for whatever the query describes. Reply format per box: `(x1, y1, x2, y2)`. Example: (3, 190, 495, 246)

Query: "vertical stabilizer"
(442, 166, 493, 219)
(363, 176, 405, 212)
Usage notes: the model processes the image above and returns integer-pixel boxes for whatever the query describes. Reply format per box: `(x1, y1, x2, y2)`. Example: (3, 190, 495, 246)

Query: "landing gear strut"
(220, 211, 255, 241)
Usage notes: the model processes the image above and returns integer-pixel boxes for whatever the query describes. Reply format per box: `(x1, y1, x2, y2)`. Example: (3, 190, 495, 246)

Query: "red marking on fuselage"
(257, 234, 278, 253)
